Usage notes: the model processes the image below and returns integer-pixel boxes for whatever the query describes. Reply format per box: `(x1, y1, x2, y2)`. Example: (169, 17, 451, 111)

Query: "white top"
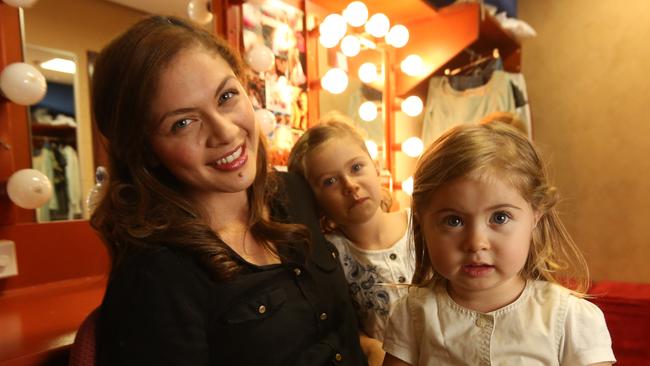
(325, 209, 415, 341)
(421, 71, 516, 146)
(383, 280, 616, 366)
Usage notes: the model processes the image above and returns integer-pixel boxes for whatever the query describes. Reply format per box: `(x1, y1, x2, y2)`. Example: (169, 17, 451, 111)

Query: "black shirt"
(97, 173, 368, 366)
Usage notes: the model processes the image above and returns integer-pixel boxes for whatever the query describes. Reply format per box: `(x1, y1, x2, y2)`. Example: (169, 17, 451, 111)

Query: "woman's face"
(149, 47, 258, 201)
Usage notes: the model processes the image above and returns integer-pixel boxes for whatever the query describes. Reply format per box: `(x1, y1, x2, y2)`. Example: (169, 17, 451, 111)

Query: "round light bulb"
(401, 95, 423, 117)
(321, 68, 348, 94)
(386, 24, 409, 48)
(358, 62, 378, 84)
(187, 0, 213, 25)
(1, 0, 38, 7)
(402, 176, 414, 196)
(343, 1, 369, 27)
(365, 139, 378, 160)
(358, 101, 378, 121)
(340, 35, 361, 57)
(365, 13, 390, 38)
(400, 54, 424, 77)
(255, 108, 277, 135)
(6, 169, 53, 209)
(0, 62, 47, 106)
(401, 136, 424, 158)
(245, 44, 275, 73)
(319, 33, 340, 49)
(322, 13, 347, 42)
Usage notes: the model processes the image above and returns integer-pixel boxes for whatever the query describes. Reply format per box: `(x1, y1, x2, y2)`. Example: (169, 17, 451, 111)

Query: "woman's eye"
(491, 211, 511, 225)
(171, 118, 192, 132)
(444, 215, 463, 227)
(323, 177, 337, 187)
(218, 89, 239, 105)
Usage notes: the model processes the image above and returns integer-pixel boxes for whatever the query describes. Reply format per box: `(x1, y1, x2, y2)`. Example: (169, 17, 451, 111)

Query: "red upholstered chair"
(588, 281, 650, 365)
(69, 307, 99, 366)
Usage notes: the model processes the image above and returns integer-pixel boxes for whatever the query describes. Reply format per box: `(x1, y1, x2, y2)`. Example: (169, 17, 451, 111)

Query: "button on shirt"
(383, 280, 616, 365)
(325, 209, 415, 342)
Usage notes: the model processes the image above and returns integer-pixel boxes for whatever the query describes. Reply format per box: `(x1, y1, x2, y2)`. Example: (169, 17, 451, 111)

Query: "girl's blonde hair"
(411, 122, 589, 294)
(288, 112, 369, 176)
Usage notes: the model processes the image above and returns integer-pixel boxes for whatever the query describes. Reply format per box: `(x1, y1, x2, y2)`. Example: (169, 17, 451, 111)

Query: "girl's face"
(419, 175, 539, 305)
(149, 47, 258, 202)
(305, 137, 382, 227)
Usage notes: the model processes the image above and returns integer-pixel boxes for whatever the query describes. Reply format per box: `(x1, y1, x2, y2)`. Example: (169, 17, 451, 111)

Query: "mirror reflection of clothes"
(32, 143, 82, 221)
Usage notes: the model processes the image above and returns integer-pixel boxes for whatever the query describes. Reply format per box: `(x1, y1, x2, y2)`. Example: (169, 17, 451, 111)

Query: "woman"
(91, 16, 367, 366)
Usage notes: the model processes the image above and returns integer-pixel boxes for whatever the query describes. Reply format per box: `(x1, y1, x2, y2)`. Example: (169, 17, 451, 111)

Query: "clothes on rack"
(422, 70, 517, 146)
(32, 142, 82, 221)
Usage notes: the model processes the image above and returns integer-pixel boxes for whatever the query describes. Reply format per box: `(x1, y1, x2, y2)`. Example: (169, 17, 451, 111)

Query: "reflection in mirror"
(318, 44, 386, 169)
(20, 0, 195, 222)
(24, 44, 81, 221)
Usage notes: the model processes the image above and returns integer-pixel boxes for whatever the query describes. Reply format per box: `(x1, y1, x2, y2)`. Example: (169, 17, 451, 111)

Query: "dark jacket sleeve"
(98, 248, 214, 366)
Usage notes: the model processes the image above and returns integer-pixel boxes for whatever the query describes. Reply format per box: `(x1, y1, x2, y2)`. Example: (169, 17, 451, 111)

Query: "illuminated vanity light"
(358, 101, 378, 121)
(358, 62, 378, 84)
(386, 24, 409, 48)
(340, 35, 361, 57)
(401, 95, 423, 117)
(400, 54, 424, 76)
(321, 68, 348, 94)
(321, 13, 347, 42)
(40, 58, 76, 74)
(0, 62, 47, 105)
(401, 136, 424, 158)
(343, 1, 368, 27)
(319, 34, 340, 48)
(365, 13, 390, 38)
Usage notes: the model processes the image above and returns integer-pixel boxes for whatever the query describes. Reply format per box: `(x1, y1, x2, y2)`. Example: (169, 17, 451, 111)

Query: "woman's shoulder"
(272, 171, 319, 225)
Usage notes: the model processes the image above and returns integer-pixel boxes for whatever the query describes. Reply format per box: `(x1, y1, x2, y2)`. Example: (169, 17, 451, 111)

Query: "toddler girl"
(289, 113, 415, 363)
(382, 122, 615, 365)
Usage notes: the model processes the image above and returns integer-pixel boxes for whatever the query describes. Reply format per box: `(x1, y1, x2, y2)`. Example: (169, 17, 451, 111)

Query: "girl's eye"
(491, 211, 511, 225)
(218, 89, 239, 105)
(444, 215, 463, 227)
(323, 177, 338, 187)
(171, 118, 192, 132)
(351, 163, 363, 172)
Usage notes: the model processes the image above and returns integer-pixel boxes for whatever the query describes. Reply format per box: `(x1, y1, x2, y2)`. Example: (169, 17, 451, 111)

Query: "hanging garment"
(32, 147, 57, 222)
(421, 70, 516, 146)
(51, 145, 70, 221)
(62, 145, 83, 219)
(447, 57, 504, 91)
(506, 72, 533, 138)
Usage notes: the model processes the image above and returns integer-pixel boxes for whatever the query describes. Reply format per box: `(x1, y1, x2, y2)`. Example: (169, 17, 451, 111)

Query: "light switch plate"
(0, 240, 18, 279)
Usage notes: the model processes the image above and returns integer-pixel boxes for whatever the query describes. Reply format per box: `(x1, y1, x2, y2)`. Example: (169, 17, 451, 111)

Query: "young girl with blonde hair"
(382, 122, 615, 365)
(289, 112, 415, 365)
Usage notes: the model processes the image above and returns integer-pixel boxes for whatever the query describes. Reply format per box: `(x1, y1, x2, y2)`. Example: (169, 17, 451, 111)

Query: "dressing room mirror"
(23, 44, 81, 221)
(20, 0, 204, 222)
(317, 43, 387, 168)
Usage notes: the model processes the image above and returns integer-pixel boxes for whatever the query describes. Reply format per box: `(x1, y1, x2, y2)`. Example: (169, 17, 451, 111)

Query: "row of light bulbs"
(319, 1, 424, 195)
(318, 1, 426, 121)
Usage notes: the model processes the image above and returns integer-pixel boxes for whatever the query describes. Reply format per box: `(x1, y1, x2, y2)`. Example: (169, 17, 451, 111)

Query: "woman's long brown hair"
(91, 16, 309, 280)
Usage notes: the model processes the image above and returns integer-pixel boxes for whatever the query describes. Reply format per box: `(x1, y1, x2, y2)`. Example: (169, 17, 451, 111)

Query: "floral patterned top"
(325, 209, 415, 341)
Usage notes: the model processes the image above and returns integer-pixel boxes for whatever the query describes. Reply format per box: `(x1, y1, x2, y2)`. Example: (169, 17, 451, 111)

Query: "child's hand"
(359, 333, 385, 366)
